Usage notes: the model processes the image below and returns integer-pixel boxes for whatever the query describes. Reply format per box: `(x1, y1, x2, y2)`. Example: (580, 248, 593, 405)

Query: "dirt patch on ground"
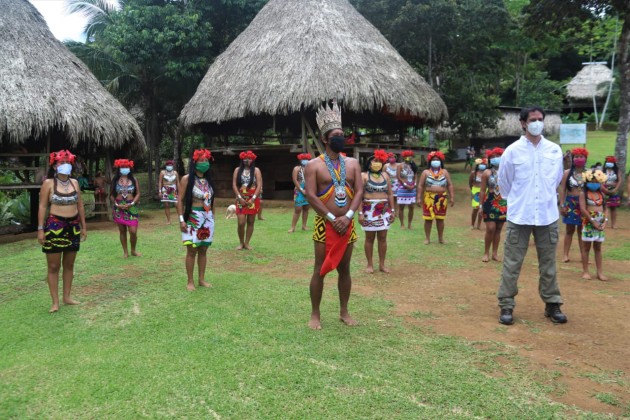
(350, 197, 630, 415)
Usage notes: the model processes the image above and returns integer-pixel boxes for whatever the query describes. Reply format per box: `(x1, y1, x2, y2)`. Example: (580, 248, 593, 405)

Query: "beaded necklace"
(324, 153, 347, 207)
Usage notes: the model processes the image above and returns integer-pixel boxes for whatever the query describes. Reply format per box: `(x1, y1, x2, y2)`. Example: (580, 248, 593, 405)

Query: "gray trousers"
(497, 221, 563, 309)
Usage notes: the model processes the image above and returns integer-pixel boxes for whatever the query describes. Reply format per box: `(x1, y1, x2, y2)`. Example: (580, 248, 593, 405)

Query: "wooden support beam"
(302, 112, 324, 155)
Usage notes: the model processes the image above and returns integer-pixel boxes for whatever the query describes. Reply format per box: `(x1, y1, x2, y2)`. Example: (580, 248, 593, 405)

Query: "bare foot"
(49, 304, 59, 313)
(166, 220, 171, 225)
(308, 314, 322, 330)
(439, 239, 446, 244)
(243, 244, 253, 250)
(287, 228, 295, 233)
(187, 282, 195, 291)
(198, 280, 212, 288)
(339, 313, 358, 326)
(365, 266, 374, 274)
(407, 226, 413, 230)
(301, 226, 308, 231)
(581, 272, 592, 280)
(236, 245, 244, 250)
(491, 255, 501, 262)
(562, 256, 570, 263)
(423, 239, 430, 245)
(379, 266, 390, 273)
(258, 217, 266, 221)
(482, 254, 489, 263)
(400, 225, 406, 230)
(131, 251, 142, 257)
(123, 252, 129, 258)
(63, 298, 80, 305)
(597, 273, 608, 281)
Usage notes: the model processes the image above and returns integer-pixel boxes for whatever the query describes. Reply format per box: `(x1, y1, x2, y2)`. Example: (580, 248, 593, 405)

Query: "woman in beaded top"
(558, 147, 588, 262)
(110, 159, 141, 257)
(37, 150, 87, 312)
(289, 152, 311, 233)
(232, 150, 263, 250)
(158, 159, 180, 224)
(602, 156, 621, 228)
(177, 149, 216, 290)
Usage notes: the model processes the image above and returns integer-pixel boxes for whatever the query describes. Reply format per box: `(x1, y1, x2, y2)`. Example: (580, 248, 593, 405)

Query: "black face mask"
(329, 136, 345, 153)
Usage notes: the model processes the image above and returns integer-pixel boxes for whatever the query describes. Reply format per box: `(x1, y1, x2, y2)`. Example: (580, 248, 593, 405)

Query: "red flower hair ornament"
(373, 149, 389, 163)
(239, 150, 257, 161)
(571, 148, 589, 157)
(49, 150, 76, 165)
(113, 159, 134, 169)
(486, 147, 504, 158)
(605, 155, 617, 163)
(428, 151, 446, 161)
(193, 149, 213, 162)
(401, 150, 415, 158)
(297, 153, 312, 160)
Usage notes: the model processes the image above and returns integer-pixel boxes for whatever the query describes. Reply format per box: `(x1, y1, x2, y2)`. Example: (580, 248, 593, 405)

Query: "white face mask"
(57, 163, 72, 175)
(527, 120, 544, 136)
(166, 165, 174, 171)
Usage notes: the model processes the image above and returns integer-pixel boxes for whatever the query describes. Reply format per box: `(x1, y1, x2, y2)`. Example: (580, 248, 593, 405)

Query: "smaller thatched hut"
(566, 63, 613, 103)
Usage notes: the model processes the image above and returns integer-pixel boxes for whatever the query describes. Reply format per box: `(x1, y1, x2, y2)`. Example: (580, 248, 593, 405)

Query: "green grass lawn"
(0, 208, 592, 418)
(558, 130, 629, 168)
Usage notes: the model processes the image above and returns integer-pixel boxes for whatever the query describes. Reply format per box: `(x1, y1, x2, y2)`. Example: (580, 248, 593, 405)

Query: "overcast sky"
(29, 0, 88, 42)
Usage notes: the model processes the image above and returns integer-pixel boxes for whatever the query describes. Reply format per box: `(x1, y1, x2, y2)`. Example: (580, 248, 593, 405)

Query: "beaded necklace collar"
(324, 153, 347, 207)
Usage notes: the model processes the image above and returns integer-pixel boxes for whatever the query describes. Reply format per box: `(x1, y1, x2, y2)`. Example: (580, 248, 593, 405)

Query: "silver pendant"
(334, 185, 347, 207)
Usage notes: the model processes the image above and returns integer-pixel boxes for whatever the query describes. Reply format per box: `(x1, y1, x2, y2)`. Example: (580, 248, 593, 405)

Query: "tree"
(524, 0, 630, 188)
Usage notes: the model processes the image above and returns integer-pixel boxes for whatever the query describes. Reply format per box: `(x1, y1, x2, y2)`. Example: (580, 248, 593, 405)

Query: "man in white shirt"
(496, 106, 567, 325)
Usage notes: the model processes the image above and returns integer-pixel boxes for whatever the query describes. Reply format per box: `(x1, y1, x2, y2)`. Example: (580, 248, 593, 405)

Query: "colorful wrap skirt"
(42, 214, 81, 254)
(182, 207, 214, 247)
(396, 184, 416, 205)
(471, 186, 481, 209)
(294, 182, 308, 207)
(562, 195, 582, 225)
(482, 191, 507, 222)
(422, 191, 448, 220)
(160, 185, 178, 203)
(312, 215, 358, 244)
(605, 194, 621, 207)
(236, 187, 260, 215)
(113, 200, 139, 227)
(360, 199, 393, 231)
(390, 178, 400, 197)
(582, 211, 605, 242)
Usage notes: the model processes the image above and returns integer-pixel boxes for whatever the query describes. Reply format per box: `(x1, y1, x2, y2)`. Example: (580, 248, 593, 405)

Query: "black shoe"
(544, 303, 567, 324)
(499, 308, 514, 325)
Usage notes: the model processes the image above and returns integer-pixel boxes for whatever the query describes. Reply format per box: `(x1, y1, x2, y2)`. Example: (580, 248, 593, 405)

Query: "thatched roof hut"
(0, 0, 145, 152)
(180, 0, 447, 133)
(566, 63, 613, 100)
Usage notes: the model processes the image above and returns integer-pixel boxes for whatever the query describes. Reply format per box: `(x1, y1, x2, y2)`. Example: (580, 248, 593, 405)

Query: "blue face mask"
(604, 162, 614, 168)
(490, 157, 501, 167)
(300, 160, 309, 166)
(478, 164, 487, 171)
(586, 182, 600, 191)
(120, 168, 130, 176)
(430, 160, 441, 169)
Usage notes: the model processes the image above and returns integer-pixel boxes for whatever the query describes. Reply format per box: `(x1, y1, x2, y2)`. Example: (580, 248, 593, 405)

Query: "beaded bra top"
(297, 167, 305, 185)
(487, 169, 498, 190)
(425, 169, 447, 188)
(385, 165, 397, 178)
(365, 173, 388, 193)
(567, 172, 584, 189)
(586, 191, 604, 206)
(400, 164, 414, 183)
(604, 169, 617, 187)
(192, 177, 213, 200)
(50, 178, 78, 206)
(163, 172, 177, 184)
(240, 169, 256, 188)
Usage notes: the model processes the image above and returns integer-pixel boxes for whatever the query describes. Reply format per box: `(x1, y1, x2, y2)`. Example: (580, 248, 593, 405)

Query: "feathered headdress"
(428, 151, 446, 161)
(571, 147, 589, 157)
(373, 149, 389, 163)
(401, 150, 415, 158)
(605, 155, 617, 163)
(316, 100, 342, 134)
(49, 150, 76, 165)
(193, 149, 213, 162)
(297, 153, 312, 160)
(114, 159, 134, 168)
(239, 150, 257, 161)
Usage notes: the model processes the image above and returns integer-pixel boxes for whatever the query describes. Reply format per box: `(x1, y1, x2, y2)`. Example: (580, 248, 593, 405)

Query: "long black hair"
(236, 160, 256, 189)
(183, 158, 216, 222)
(110, 170, 138, 199)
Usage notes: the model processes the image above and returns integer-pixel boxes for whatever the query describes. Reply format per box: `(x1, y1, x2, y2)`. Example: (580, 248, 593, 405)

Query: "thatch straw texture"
(180, 0, 447, 129)
(567, 64, 613, 100)
(0, 0, 145, 150)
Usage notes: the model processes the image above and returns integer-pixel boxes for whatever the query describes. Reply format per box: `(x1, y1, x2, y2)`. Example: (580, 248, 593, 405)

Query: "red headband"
(605, 155, 617, 163)
(373, 149, 388, 162)
(428, 151, 446, 161)
(401, 150, 414, 158)
(165, 160, 174, 165)
(297, 153, 312, 160)
(571, 148, 589, 157)
(114, 159, 134, 168)
(49, 150, 76, 165)
(193, 149, 213, 162)
(239, 150, 257, 161)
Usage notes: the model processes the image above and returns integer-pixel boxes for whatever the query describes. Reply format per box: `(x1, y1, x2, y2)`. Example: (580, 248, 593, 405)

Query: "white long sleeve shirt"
(498, 135, 564, 226)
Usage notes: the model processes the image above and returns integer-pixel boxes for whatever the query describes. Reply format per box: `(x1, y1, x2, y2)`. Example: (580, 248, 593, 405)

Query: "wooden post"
(105, 149, 113, 221)
(302, 112, 324, 155)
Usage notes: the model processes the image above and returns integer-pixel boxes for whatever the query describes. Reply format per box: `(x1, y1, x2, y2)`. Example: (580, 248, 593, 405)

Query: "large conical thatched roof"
(0, 0, 145, 151)
(566, 63, 613, 100)
(180, 0, 447, 130)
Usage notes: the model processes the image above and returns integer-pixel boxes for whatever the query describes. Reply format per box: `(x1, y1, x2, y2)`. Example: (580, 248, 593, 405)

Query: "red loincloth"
(319, 220, 353, 276)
